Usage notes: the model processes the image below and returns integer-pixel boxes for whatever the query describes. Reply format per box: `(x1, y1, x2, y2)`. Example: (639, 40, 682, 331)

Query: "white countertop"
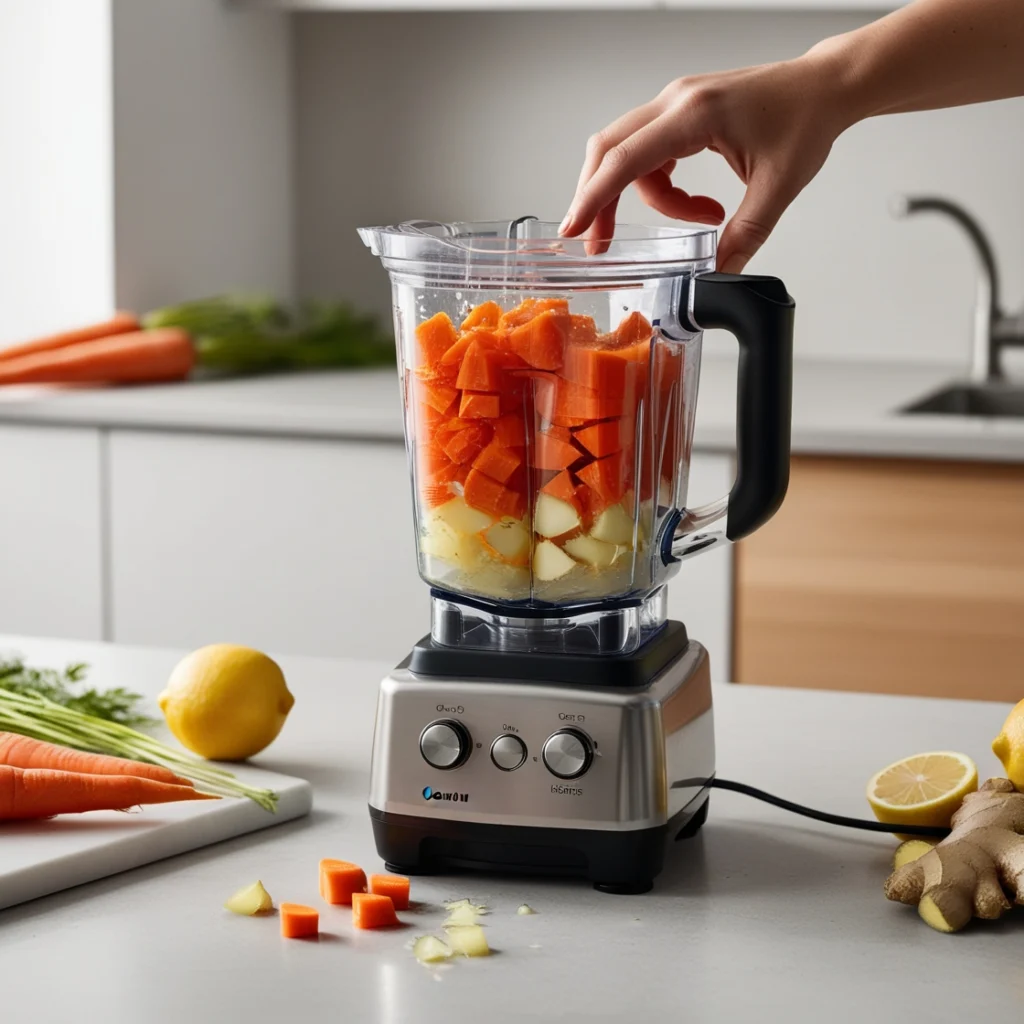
(0, 634, 1018, 1023)
(1, 357, 1023, 462)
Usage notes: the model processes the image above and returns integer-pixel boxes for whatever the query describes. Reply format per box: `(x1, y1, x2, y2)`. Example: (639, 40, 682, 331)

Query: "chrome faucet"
(891, 195, 1024, 382)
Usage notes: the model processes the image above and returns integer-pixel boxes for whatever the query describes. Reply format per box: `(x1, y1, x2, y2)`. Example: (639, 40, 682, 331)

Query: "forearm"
(807, 0, 1024, 128)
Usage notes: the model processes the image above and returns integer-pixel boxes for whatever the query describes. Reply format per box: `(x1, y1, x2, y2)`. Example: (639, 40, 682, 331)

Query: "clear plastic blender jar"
(359, 218, 793, 654)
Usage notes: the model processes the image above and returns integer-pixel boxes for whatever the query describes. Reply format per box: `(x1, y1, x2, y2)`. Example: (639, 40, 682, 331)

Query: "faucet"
(891, 195, 1024, 382)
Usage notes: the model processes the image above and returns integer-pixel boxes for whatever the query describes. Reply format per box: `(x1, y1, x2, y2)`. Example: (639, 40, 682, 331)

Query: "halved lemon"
(866, 751, 977, 839)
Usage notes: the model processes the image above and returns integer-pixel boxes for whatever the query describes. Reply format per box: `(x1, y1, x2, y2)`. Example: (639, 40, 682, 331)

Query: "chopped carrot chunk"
(352, 892, 400, 929)
(441, 421, 491, 465)
(573, 418, 634, 458)
(464, 468, 526, 520)
(498, 297, 569, 331)
(577, 451, 632, 505)
(280, 903, 319, 939)
(368, 873, 411, 911)
(534, 430, 581, 471)
(474, 441, 523, 483)
(508, 309, 568, 371)
(492, 412, 526, 447)
(456, 340, 504, 391)
(461, 300, 502, 331)
(415, 313, 458, 367)
(319, 859, 367, 906)
(459, 391, 501, 419)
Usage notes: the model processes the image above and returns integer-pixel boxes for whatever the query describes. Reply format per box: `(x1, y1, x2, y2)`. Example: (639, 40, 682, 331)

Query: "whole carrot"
(0, 327, 194, 386)
(0, 765, 218, 820)
(0, 732, 193, 787)
(0, 312, 140, 362)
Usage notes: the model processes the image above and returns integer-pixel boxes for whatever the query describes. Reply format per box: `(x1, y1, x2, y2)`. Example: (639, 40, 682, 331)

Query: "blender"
(359, 218, 793, 893)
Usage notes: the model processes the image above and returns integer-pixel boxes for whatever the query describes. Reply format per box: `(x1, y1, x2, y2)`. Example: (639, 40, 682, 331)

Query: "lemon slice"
(866, 751, 977, 838)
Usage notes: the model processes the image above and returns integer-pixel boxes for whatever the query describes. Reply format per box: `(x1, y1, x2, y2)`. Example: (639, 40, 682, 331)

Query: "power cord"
(709, 778, 952, 838)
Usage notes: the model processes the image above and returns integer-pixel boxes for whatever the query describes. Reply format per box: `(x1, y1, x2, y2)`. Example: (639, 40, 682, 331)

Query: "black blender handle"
(689, 272, 794, 541)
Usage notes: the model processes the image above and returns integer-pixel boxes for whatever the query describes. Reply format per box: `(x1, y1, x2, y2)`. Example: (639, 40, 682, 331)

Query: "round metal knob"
(490, 734, 527, 772)
(419, 719, 470, 770)
(542, 729, 592, 780)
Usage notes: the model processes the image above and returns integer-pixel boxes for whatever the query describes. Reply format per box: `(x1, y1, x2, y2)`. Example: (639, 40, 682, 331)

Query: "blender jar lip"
(357, 219, 717, 270)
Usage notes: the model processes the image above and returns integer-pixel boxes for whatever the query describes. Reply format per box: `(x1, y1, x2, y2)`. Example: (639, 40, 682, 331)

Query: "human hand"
(559, 55, 847, 271)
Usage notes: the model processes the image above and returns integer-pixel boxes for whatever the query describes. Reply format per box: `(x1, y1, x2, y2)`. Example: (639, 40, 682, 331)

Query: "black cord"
(710, 778, 952, 838)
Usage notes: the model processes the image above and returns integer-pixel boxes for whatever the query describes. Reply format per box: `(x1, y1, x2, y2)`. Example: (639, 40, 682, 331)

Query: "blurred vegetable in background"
(144, 296, 394, 376)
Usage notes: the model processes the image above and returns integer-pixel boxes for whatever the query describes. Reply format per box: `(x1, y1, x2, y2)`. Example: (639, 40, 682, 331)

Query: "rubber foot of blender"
(593, 880, 653, 895)
(673, 795, 710, 842)
(384, 862, 431, 877)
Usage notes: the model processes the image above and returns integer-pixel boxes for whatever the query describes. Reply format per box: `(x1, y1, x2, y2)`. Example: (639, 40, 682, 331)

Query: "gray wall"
(294, 10, 1024, 367)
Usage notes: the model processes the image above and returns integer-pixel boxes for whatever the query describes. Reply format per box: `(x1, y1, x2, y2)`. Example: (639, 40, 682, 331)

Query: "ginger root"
(884, 778, 1024, 932)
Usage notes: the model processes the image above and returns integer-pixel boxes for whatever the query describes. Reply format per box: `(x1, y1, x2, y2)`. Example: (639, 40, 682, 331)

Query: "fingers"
(635, 168, 725, 226)
(563, 110, 706, 238)
(563, 100, 663, 234)
(583, 195, 620, 256)
(717, 169, 794, 273)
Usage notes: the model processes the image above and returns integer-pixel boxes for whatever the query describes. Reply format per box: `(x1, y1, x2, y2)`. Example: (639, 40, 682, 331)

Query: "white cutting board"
(0, 764, 312, 911)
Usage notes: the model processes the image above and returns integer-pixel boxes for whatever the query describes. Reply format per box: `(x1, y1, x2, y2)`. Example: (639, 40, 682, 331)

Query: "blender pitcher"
(359, 218, 793, 654)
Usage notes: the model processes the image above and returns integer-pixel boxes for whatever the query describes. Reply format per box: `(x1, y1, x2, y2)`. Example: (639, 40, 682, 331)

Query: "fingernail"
(558, 213, 573, 235)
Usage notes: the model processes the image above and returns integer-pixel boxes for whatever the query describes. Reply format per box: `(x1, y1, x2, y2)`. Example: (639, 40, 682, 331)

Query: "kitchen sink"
(901, 381, 1024, 419)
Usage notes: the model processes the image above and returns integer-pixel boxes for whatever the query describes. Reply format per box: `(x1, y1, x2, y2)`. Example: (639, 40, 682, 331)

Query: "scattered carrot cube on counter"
(369, 873, 411, 911)
(352, 892, 400, 929)
(319, 859, 367, 905)
(280, 903, 319, 939)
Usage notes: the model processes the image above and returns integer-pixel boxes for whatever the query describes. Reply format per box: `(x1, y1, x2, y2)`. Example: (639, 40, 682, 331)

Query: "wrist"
(799, 32, 874, 135)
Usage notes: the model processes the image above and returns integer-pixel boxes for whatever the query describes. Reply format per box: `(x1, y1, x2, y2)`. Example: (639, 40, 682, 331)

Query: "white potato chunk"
(224, 880, 273, 915)
(564, 534, 618, 568)
(434, 496, 495, 534)
(444, 924, 491, 957)
(533, 492, 580, 538)
(534, 540, 577, 581)
(483, 518, 530, 563)
(591, 502, 635, 545)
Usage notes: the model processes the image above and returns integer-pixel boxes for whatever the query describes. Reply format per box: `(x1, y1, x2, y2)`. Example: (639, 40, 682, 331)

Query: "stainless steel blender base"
(367, 631, 714, 892)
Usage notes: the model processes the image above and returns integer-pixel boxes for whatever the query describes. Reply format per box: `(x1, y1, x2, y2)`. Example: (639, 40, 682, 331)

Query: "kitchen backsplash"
(295, 10, 1024, 368)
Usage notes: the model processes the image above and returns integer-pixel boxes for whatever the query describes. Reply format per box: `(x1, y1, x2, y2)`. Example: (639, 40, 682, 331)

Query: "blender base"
(367, 625, 715, 894)
(370, 792, 709, 894)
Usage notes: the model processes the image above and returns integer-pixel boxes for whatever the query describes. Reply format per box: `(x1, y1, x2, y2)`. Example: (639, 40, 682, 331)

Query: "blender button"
(419, 720, 470, 770)
(490, 734, 527, 772)
(542, 729, 592, 780)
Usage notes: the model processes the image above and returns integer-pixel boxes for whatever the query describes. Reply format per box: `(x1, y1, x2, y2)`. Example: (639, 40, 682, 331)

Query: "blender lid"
(357, 217, 716, 271)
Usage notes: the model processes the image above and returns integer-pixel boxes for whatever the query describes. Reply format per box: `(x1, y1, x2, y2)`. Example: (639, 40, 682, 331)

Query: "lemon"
(866, 751, 977, 839)
(159, 645, 294, 761)
(992, 697, 1024, 792)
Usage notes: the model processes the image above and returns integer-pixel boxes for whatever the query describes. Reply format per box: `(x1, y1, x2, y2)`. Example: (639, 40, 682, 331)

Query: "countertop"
(0, 634, 1018, 1023)
(1, 357, 1023, 462)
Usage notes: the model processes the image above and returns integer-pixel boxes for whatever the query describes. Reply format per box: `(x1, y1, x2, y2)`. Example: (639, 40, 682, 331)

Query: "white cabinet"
(0, 425, 104, 640)
(107, 431, 427, 663)
(666, 452, 734, 682)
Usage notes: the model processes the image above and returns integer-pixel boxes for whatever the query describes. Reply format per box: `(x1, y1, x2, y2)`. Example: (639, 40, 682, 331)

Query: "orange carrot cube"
(498, 297, 569, 331)
(415, 313, 458, 367)
(508, 309, 568, 371)
(319, 859, 367, 906)
(460, 391, 501, 420)
(368, 873, 411, 911)
(280, 903, 319, 939)
(474, 441, 523, 484)
(352, 892, 400, 929)
(461, 300, 502, 331)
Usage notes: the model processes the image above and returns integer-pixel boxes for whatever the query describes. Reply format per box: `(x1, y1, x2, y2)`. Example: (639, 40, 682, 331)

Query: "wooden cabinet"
(0, 425, 104, 641)
(734, 456, 1024, 702)
(107, 431, 427, 663)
